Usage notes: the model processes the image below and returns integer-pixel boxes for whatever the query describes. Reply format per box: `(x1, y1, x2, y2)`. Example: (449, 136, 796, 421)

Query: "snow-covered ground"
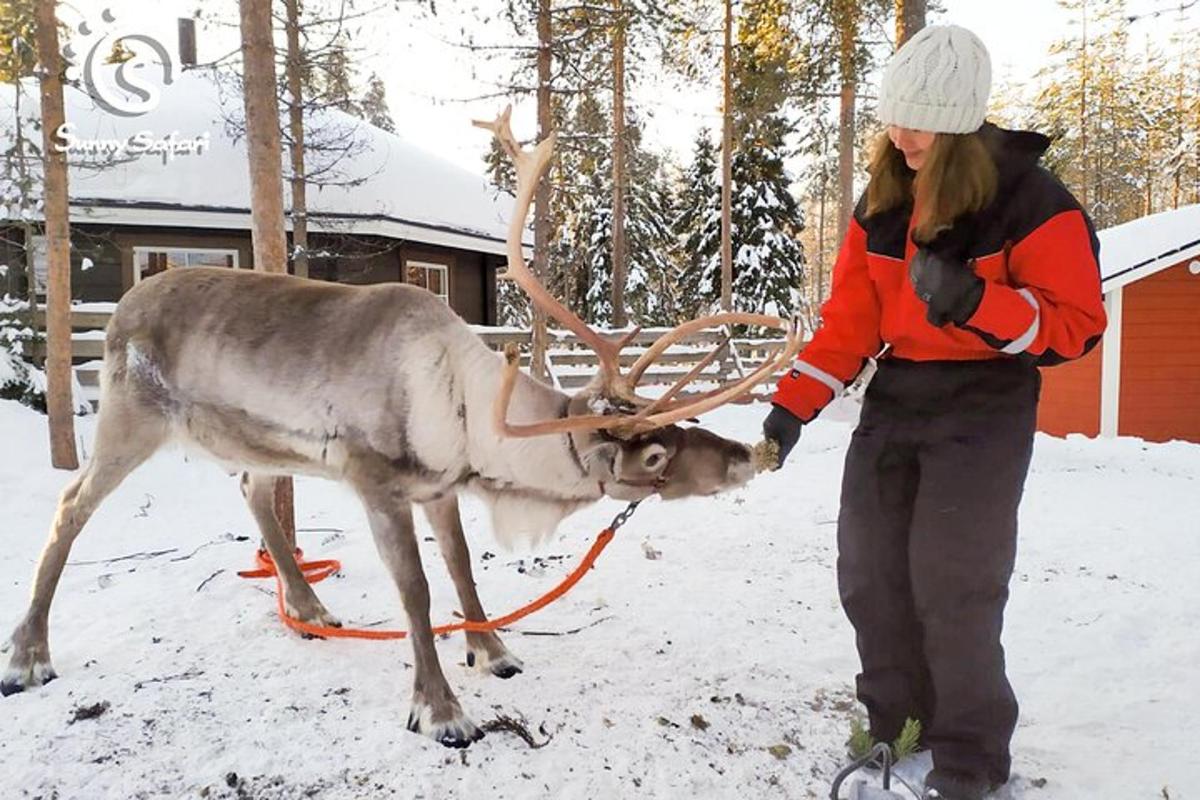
(1, 399, 1196, 799)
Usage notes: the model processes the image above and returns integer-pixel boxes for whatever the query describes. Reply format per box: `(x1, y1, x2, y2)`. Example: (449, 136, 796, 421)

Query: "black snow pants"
(837, 357, 1039, 786)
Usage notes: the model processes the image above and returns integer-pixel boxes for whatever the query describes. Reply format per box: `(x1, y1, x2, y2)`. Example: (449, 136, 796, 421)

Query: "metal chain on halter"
(607, 500, 642, 533)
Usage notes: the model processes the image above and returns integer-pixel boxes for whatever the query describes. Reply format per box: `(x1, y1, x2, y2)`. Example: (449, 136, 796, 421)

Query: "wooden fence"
(19, 308, 798, 406)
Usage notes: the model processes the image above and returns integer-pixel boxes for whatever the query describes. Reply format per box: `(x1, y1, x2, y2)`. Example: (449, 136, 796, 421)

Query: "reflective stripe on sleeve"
(1001, 288, 1041, 355)
(790, 360, 846, 396)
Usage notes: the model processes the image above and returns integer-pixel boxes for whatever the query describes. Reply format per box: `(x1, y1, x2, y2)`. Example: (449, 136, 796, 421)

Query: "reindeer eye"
(641, 444, 668, 471)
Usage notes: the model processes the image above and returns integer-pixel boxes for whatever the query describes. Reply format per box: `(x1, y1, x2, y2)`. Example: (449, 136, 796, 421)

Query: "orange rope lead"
(236, 529, 617, 641)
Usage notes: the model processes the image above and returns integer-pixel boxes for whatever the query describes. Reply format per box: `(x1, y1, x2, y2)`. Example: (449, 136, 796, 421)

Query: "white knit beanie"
(877, 25, 991, 134)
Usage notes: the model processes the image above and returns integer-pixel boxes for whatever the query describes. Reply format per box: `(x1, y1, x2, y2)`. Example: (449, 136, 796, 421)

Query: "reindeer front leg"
(240, 472, 340, 630)
(421, 493, 524, 679)
(360, 492, 483, 748)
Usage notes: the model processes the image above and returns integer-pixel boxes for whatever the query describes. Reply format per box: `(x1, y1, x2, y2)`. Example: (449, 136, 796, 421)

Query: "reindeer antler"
(475, 107, 802, 437)
(473, 108, 642, 399)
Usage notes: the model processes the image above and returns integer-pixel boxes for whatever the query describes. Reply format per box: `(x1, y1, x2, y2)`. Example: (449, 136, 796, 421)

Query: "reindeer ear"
(571, 431, 618, 463)
(566, 386, 616, 418)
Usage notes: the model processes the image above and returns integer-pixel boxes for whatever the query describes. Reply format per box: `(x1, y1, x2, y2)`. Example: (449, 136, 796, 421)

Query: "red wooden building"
(1038, 204, 1200, 444)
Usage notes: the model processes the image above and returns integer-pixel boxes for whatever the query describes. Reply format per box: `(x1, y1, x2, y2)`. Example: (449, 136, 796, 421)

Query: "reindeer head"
(476, 107, 801, 505)
(564, 392, 757, 502)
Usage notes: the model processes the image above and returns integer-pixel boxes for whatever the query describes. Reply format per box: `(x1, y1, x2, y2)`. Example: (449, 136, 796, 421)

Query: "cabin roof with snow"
(1098, 203, 1200, 293)
(0, 72, 521, 256)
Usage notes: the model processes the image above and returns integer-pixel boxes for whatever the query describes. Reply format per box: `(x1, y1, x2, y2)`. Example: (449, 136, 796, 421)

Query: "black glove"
(909, 248, 985, 327)
(762, 404, 802, 469)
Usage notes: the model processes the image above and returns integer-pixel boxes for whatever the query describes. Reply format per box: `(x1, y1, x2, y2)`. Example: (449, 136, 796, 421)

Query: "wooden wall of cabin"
(3, 224, 500, 325)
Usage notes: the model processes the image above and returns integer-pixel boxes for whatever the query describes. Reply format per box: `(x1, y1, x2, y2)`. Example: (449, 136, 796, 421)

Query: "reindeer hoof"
(284, 595, 341, 634)
(407, 702, 484, 748)
(438, 725, 486, 749)
(1, 661, 57, 696)
(466, 645, 525, 679)
(299, 621, 343, 641)
(488, 653, 524, 680)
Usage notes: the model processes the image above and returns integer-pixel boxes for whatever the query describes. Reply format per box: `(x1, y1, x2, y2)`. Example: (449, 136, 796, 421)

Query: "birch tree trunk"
(284, 0, 309, 278)
(239, 0, 295, 541)
(240, 0, 288, 271)
(610, 0, 628, 328)
(11, 80, 42, 364)
(1079, 0, 1089, 210)
(531, 0, 552, 381)
(34, 0, 78, 469)
(835, 0, 859, 243)
(720, 0, 733, 312)
(895, 0, 926, 47)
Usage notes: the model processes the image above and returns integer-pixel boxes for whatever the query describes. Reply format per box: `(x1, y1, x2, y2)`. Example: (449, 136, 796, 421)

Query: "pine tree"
(724, 0, 806, 318)
(1031, 0, 1196, 227)
(670, 0, 811, 321)
(360, 73, 395, 133)
(317, 36, 358, 116)
(1185, 56, 1200, 205)
(794, 106, 839, 336)
(210, 0, 379, 279)
(675, 129, 723, 318)
(464, 0, 611, 345)
(676, 124, 808, 322)
(579, 163, 615, 325)
(0, 0, 38, 83)
(559, 96, 615, 325)
(625, 164, 680, 326)
(621, 119, 680, 326)
(481, 138, 531, 327)
(470, 0, 676, 329)
(1157, 7, 1199, 209)
(1, 0, 42, 306)
(729, 112, 805, 317)
(553, 100, 679, 328)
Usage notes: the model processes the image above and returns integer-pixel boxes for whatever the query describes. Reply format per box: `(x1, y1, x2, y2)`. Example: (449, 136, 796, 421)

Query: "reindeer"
(2, 109, 800, 747)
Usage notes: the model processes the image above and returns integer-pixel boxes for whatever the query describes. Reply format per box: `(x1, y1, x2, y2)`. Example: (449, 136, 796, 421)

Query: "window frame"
(404, 259, 450, 304)
(131, 246, 240, 284)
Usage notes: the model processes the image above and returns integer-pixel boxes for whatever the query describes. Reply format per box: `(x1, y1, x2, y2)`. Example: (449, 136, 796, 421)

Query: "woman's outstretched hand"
(761, 404, 803, 470)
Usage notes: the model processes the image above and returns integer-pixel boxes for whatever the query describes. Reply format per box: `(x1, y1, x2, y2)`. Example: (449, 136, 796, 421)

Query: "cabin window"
(132, 247, 239, 283)
(405, 260, 449, 303)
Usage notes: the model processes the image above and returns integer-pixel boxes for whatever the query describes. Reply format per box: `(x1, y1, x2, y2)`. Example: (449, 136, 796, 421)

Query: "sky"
(55, 0, 1199, 176)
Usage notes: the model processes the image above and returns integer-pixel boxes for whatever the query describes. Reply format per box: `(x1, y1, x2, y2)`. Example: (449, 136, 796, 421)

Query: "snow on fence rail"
(468, 326, 798, 394)
(23, 308, 797, 406)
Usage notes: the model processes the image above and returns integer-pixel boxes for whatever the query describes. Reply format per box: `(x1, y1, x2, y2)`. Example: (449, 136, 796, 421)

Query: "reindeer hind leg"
(3, 389, 167, 696)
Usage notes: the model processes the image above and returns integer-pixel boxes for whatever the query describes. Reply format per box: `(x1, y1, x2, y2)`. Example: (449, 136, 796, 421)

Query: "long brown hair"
(865, 130, 998, 243)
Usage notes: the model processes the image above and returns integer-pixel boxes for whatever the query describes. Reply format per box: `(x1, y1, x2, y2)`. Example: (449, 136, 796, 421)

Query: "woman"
(762, 25, 1106, 800)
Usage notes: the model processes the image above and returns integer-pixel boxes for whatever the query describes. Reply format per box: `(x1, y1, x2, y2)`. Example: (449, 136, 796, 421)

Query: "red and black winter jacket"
(773, 123, 1107, 423)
